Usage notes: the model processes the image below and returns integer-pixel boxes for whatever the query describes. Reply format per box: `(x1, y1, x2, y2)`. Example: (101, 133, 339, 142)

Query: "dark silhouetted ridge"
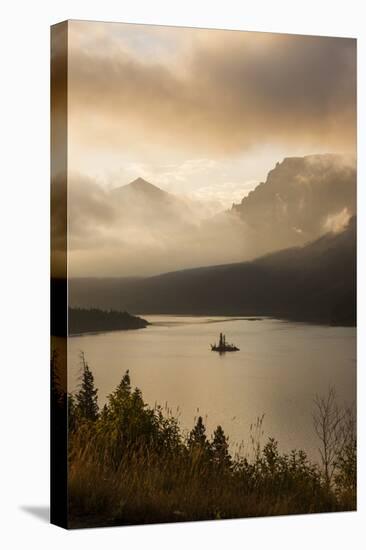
(68, 308, 149, 335)
(69, 217, 356, 326)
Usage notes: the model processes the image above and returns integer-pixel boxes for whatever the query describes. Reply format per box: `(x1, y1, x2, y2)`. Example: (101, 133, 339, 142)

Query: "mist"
(65, 154, 356, 278)
(68, 173, 249, 277)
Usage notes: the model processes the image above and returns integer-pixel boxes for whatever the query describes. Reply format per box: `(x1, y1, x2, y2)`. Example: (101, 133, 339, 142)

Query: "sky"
(53, 20, 357, 277)
(67, 20, 356, 207)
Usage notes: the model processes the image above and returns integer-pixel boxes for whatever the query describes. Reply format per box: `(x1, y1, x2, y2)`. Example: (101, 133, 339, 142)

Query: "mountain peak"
(112, 177, 176, 205)
(128, 177, 169, 199)
(113, 177, 167, 198)
(129, 177, 153, 188)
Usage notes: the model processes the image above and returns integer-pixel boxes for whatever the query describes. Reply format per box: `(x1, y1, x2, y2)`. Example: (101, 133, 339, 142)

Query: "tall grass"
(66, 364, 356, 528)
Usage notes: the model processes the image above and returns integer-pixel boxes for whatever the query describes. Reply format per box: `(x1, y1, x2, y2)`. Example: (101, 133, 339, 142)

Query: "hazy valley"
(68, 153, 356, 326)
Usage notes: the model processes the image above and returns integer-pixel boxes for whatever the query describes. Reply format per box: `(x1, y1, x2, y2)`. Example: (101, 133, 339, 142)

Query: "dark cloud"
(68, 174, 117, 247)
(68, 26, 356, 154)
(60, 24, 357, 277)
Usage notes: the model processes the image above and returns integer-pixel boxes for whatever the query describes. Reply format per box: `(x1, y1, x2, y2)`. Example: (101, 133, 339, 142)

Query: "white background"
(0, 0, 365, 548)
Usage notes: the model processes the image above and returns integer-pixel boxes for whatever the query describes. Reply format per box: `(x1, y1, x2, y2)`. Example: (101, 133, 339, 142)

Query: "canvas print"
(51, 20, 357, 529)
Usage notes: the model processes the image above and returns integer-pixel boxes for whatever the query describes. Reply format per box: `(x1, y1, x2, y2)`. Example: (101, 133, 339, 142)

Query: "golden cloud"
(67, 22, 356, 156)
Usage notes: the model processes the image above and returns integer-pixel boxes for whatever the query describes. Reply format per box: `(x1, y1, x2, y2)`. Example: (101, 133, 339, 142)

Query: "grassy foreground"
(65, 355, 356, 528)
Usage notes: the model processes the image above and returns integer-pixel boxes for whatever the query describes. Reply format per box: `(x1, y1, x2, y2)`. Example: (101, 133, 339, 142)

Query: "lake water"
(68, 316, 356, 461)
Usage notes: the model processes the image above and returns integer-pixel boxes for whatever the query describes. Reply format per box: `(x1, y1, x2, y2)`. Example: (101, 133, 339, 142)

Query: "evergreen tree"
(100, 403, 109, 421)
(211, 425, 231, 469)
(188, 416, 209, 452)
(103, 370, 162, 467)
(75, 352, 99, 421)
(117, 369, 131, 396)
(107, 370, 131, 416)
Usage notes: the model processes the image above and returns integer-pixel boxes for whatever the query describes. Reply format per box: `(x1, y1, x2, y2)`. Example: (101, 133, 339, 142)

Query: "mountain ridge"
(230, 153, 356, 256)
(69, 217, 356, 326)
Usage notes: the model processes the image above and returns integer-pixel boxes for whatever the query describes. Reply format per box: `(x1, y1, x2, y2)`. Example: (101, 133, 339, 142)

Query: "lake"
(68, 316, 356, 461)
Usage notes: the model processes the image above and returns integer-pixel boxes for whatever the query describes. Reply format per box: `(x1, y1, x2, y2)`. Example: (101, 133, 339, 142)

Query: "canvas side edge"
(50, 20, 69, 530)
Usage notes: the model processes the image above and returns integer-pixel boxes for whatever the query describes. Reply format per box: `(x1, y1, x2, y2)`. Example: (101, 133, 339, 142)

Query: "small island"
(211, 332, 239, 353)
(69, 308, 149, 335)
